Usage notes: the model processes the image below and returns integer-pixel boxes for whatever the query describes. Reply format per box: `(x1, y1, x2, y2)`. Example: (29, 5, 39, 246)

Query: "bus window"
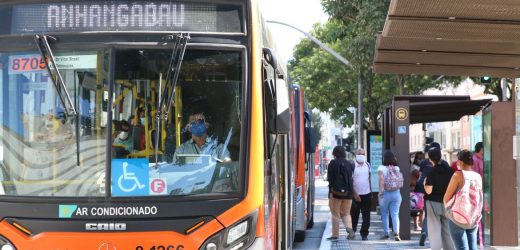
(111, 49, 242, 197)
(0, 50, 109, 197)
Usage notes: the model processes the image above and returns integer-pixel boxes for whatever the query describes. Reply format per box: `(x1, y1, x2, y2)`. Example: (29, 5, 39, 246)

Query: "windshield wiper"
(155, 33, 190, 167)
(159, 33, 190, 119)
(35, 35, 80, 167)
(35, 35, 77, 118)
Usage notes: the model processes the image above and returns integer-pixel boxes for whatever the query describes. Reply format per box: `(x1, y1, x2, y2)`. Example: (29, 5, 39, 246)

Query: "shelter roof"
(394, 95, 492, 124)
(374, 0, 520, 77)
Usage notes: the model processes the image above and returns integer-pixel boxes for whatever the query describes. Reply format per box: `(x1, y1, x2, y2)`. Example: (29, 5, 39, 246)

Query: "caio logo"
(86, 223, 126, 231)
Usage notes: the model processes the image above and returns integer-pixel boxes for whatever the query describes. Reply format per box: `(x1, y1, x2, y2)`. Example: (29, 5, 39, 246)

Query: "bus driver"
(172, 112, 231, 164)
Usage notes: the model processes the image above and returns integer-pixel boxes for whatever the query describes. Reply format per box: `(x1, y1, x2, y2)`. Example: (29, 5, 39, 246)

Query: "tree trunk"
(368, 112, 379, 131)
(358, 73, 364, 149)
(397, 74, 405, 95)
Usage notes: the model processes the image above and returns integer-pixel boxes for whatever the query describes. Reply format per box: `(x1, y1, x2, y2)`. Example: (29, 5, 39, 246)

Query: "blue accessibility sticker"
(59, 204, 78, 218)
(111, 158, 149, 196)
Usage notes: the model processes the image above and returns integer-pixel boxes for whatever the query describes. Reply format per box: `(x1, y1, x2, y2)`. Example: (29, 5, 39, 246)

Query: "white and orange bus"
(0, 0, 315, 249)
(290, 85, 315, 242)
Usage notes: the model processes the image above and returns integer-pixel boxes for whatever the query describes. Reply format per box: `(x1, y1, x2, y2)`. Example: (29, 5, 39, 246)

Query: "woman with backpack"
(326, 146, 356, 241)
(378, 150, 403, 241)
(444, 150, 483, 250)
(424, 147, 456, 250)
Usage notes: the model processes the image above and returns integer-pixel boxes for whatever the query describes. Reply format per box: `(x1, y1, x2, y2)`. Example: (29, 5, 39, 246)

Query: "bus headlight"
(0, 235, 15, 250)
(200, 210, 257, 250)
(226, 220, 248, 245)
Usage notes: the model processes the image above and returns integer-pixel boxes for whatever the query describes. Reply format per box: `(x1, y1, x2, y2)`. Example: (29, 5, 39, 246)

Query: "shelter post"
(393, 99, 411, 240)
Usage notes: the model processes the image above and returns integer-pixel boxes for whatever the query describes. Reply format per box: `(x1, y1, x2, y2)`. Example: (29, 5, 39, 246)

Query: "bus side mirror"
(262, 48, 278, 71)
(275, 78, 290, 134)
(305, 127, 316, 153)
(262, 48, 289, 134)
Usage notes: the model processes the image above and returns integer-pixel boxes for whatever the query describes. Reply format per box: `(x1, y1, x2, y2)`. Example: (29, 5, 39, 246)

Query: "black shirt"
(424, 161, 453, 202)
(327, 158, 355, 199)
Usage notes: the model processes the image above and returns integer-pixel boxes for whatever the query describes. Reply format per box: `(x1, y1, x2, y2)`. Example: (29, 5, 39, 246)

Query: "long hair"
(383, 150, 398, 166)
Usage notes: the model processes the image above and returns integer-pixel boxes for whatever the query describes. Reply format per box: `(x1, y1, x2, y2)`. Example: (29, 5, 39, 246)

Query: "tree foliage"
(289, 0, 456, 130)
(311, 110, 323, 147)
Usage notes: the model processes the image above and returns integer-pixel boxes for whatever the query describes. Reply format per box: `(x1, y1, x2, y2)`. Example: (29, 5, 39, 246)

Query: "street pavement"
(295, 178, 508, 250)
(295, 178, 430, 250)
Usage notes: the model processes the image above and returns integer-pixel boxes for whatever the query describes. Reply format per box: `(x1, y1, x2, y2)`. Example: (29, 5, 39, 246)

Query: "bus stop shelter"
(382, 96, 491, 240)
(374, 0, 520, 245)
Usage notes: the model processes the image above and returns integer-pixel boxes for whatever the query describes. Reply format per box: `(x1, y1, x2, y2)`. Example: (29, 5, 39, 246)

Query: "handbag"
(410, 192, 424, 211)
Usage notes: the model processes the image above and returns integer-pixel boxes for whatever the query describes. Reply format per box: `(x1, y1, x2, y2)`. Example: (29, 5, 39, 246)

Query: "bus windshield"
(0, 48, 243, 198)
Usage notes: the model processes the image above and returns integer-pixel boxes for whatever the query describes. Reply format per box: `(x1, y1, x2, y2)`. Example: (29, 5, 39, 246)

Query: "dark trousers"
(350, 193, 372, 237)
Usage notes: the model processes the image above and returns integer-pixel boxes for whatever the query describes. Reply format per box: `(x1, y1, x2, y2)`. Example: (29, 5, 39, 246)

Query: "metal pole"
(267, 20, 363, 147)
(358, 74, 364, 149)
(265, 20, 352, 68)
(353, 109, 357, 148)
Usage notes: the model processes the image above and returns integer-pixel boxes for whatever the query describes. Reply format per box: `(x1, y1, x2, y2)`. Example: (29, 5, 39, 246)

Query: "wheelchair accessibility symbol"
(112, 158, 149, 196)
(119, 162, 146, 192)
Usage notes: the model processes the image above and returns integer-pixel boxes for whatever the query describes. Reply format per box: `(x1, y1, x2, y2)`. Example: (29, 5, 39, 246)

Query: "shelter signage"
(395, 108, 408, 121)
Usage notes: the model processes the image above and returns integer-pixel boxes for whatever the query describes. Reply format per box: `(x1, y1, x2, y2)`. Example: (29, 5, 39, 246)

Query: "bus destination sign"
(5, 1, 242, 34)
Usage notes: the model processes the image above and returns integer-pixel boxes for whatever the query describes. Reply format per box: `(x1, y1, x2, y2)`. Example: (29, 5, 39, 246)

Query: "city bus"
(291, 85, 315, 242)
(0, 0, 313, 249)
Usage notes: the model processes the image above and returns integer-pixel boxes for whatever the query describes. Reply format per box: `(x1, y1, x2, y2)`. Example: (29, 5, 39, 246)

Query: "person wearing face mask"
(350, 148, 372, 241)
(173, 112, 231, 163)
(424, 147, 455, 250)
(113, 120, 133, 157)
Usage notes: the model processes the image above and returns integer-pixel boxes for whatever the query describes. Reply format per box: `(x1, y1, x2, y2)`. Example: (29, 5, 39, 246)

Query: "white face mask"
(118, 131, 129, 140)
(356, 155, 366, 163)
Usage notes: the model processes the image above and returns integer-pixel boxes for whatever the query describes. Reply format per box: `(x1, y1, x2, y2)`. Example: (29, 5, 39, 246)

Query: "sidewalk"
(319, 210, 430, 250)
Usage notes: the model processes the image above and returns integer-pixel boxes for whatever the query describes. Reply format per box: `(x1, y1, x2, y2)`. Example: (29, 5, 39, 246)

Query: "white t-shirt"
(353, 161, 371, 195)
(377, 165, 401, 178)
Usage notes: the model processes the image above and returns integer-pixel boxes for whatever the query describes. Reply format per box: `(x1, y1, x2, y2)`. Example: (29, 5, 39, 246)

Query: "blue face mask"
(190, 121, 206, 137)
(140, 117, 145, 125)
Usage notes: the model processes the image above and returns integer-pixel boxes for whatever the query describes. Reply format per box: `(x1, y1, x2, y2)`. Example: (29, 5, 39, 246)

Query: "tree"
(289, 1, 454, 130)
(311, 110, 323, 147)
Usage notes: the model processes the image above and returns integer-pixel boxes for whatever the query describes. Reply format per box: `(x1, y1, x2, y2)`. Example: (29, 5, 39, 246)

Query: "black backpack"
(331, 159, 352, 198)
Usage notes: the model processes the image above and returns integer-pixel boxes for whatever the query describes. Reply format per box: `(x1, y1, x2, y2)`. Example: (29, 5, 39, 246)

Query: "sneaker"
(394, 234, 401, 241)
(379, 235, 389, 240)
(346, 228, 355, 240)
(361, 236, 368, 241)
(419, 233, 427, 246)
(327, 236, 338, 241)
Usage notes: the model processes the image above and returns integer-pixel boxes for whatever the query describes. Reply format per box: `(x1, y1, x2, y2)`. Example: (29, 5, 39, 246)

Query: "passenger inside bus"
(172, 111, 231, 164)
(113, 120, 133, 158)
